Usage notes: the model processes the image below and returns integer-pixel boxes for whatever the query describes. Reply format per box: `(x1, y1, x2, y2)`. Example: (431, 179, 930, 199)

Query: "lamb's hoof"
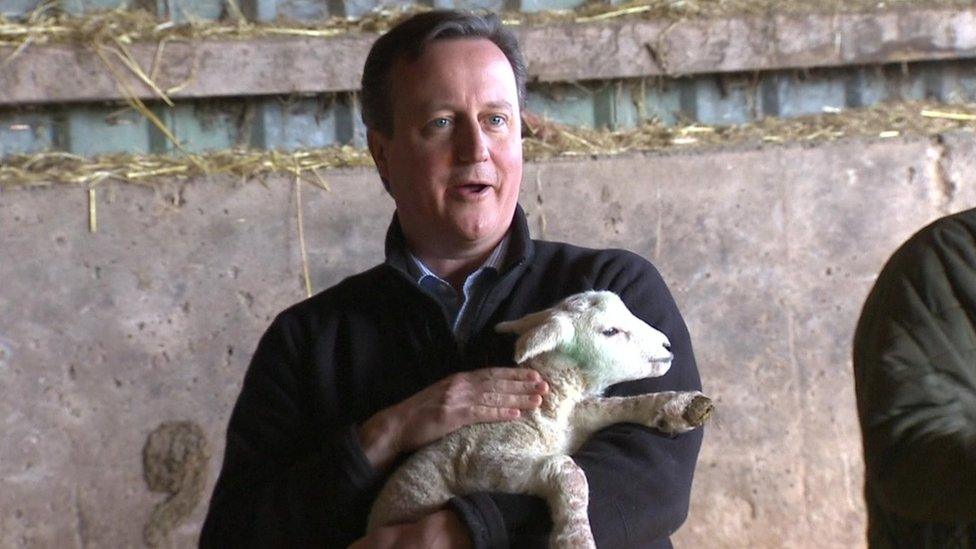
(683, 395, 714, 427)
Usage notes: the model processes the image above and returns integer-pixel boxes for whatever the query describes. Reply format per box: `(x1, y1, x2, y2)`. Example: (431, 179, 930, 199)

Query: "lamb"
(367, 290, 713, 548)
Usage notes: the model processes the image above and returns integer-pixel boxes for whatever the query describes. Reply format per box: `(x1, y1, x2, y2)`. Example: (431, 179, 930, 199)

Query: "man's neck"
(408, 237, 502, 291)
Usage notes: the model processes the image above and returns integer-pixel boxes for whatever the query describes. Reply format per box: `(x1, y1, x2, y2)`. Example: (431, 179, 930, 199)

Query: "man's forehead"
(390, 38, 518, 109)
(395, 37, 509, 75)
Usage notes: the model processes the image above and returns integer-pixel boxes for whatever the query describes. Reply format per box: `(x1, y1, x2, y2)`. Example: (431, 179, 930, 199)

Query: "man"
(201, 10, 702, 548)
(853, 209, 976, 548)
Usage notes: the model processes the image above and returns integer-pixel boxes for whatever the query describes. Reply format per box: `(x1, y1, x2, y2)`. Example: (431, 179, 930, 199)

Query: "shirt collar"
(384, 204, 533, 278)
(406, 231, 511, 285)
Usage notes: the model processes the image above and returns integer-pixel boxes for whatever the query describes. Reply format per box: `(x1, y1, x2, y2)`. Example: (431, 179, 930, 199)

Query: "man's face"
(368, 38, 523, 257)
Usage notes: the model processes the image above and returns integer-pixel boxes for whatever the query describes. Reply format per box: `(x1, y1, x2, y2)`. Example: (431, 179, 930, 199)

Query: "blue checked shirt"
(407, 233, 510, 344)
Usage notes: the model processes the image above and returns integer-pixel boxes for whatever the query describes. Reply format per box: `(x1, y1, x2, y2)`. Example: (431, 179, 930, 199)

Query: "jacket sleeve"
(853, 223, 976, 523)
(449, 252, 704, 548)
(200, 311, 381, 548)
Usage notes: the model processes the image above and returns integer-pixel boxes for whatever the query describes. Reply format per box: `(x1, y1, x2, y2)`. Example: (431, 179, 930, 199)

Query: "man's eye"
(430, 118, 451, 128)
(601, 328, 620, 337)
(487, 115, 506, 126)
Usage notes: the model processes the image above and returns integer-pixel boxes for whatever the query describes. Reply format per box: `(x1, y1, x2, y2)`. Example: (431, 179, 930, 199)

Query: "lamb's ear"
(510, 314, 574, 364)
(495, 308, 555, 335)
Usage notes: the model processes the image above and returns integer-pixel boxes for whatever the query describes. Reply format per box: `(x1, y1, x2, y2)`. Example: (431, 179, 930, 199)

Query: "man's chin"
(449, 218, 504, 246)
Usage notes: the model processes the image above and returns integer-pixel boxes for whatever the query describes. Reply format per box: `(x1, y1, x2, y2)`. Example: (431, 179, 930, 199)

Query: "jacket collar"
(383, 204, 535, 277)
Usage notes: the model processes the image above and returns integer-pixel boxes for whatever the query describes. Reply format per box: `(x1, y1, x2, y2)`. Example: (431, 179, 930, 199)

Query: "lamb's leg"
(458, 454, 595, 549)
(533, 455, 596, 549)
(572, 391, 713, 439)
(367, 456, 453, 532)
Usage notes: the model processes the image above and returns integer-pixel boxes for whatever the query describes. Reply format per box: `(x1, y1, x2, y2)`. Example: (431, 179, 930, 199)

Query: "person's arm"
(200, 312, 378, 547)
(202, 312, 549, 547)
(450, 253, 704, 548)
(864, 365, 976, 523)
(349, 509, 473, 549)
(855, 270, 976, 523)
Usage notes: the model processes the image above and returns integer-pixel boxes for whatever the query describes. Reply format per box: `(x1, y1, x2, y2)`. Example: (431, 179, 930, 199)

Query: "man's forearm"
(202, 426, 381, 547)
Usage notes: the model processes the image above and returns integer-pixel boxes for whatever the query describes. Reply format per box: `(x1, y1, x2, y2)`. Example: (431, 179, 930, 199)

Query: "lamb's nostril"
(663, 342, 671, 352)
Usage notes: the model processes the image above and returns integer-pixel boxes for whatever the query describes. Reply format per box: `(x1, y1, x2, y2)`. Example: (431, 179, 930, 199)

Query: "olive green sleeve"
(854, 216, 976, 523)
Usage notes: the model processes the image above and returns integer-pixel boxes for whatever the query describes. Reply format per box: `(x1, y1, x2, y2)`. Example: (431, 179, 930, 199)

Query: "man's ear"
(509, 314, 574, 364)
(366, 129, 391, 193)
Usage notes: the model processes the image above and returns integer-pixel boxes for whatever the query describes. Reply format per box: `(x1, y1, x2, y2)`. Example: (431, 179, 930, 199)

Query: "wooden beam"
(522, 7, 976, 81)
(0, 34, 374, 105)
(2, 6, 975, 105)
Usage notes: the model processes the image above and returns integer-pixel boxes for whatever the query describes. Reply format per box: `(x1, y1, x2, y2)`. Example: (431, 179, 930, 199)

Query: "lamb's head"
(496, 291, 672, 393)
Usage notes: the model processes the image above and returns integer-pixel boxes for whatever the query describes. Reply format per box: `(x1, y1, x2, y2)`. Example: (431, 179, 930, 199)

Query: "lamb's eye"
(601, 328, 620, 337)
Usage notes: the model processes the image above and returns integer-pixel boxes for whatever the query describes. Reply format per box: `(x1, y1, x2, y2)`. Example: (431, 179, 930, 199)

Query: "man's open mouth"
(456, 183, 491, 195)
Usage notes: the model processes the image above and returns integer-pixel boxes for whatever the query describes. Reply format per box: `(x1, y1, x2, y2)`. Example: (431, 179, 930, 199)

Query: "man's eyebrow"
(420, 100, 515, 113)
(484, 101, 514, 111)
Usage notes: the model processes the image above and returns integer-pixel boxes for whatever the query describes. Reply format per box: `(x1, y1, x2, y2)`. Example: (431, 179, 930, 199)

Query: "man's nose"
(454, 120, 489, 163)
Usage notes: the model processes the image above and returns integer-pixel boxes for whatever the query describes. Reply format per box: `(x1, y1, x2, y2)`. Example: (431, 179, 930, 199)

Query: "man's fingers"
(484, 378, 549, 396)
(477, 367, 542, 382)
(393, 368, 549, 451)
(468, 405, 522, 422)
(479, 391, 543, 408)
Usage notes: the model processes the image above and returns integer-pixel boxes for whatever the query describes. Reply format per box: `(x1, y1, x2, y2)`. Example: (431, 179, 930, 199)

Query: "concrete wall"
(2, 132, 975, 547)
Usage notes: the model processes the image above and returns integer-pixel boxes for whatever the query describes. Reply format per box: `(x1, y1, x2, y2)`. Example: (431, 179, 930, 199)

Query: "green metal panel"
(59, 0, 128, 14)
(518, 0, 585, 12)
(254, 96, 341, 151)
(639, 78, 683, 125)
(343, 0, 381, 17)
(921, 60, 976, 104)
(65, 105, 152, 155)
(686, 74, 759, 126)
(430, 0, 509, 9)
(158, 0, 224, 21)
(151, 102, 242, 153)
(846, 67, 889, 108)
(337, 93, 367, 147)
(238, 0, 276, 21)
(0, 110, 56, 156)
(526, 84, 597, 129)
(0, 0, 41, 18)
(942, 61, 976, 104)
(761, 71, 851, 119)
(772, 70, 848, 118)
(274, 0, 335, 21)
(593, 81, 639, 130)
(883, 63, 928, 103)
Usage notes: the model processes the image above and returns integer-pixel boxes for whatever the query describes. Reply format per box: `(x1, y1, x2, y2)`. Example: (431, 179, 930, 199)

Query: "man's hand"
(358, 367, 548, 471)
(348, 509, 473, 549)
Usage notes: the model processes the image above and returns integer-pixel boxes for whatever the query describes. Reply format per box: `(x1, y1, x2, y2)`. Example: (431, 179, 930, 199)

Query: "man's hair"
(360, 10, 527, 136)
